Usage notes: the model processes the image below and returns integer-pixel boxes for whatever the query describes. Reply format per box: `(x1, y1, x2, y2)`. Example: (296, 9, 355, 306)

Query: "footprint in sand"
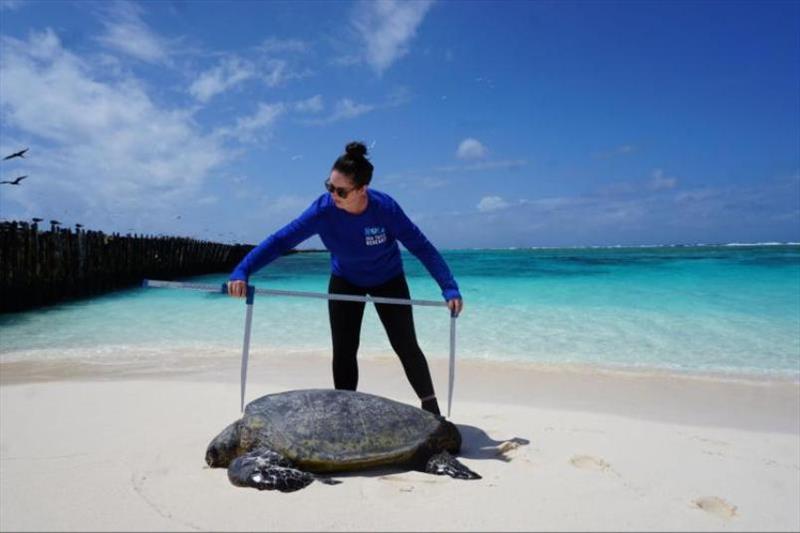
(569, 455, 610, 471)
(693, 496, 737, 519)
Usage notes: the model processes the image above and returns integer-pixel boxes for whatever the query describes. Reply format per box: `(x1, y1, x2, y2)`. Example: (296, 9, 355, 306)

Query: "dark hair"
(332, 141, 374, 187)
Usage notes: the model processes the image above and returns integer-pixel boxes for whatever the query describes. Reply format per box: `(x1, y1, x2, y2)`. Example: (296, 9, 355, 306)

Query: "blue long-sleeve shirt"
(230, 189, 461, 301)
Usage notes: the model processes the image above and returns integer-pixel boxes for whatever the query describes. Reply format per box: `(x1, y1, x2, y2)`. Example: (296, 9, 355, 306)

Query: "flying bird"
(3, 148, 29, 161)
(0, 175, 28, 185)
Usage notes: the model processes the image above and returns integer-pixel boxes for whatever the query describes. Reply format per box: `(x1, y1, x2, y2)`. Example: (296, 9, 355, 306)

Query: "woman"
(227, 141, 463, 416)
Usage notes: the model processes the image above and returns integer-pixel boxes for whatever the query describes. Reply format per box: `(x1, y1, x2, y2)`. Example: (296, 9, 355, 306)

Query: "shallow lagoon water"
(1, 245, 798, 380)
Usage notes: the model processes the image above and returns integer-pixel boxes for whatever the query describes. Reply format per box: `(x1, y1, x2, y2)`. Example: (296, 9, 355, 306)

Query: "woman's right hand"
(227, 280, 247, 298)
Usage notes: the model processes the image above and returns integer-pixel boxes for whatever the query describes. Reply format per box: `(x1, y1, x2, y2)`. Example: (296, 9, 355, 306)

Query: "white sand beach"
(1, 352, 798, 532)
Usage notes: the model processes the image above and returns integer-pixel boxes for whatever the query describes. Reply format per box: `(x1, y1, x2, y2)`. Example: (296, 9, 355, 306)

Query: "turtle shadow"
(456, 424, 530, 462)
(325, 465, 416, 480)
(317, 424, 529, 484)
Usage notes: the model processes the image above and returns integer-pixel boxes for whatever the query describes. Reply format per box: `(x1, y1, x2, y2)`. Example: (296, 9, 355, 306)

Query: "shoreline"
(2, 350, 798, 435)
(2, 345, 798, 387)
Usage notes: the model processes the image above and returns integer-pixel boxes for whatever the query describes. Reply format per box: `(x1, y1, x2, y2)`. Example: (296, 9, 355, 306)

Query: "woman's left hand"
(447, 298, 463, 317)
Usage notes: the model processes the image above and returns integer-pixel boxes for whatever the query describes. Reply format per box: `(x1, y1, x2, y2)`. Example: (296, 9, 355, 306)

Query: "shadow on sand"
(456, 424, 530, 462)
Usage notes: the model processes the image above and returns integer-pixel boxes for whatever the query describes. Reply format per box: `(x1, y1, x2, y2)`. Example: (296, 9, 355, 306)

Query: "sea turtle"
(205, 388, 481, 492)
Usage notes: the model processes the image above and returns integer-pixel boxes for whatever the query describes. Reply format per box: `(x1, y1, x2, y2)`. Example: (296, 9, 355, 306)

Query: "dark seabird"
(3, 148, 28, 161)
(0, 175, 27, 185)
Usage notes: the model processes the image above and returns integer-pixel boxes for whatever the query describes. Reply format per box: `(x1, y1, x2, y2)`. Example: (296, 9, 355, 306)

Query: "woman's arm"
(229, 198, 324, 287)
(387, 199, 462, 304)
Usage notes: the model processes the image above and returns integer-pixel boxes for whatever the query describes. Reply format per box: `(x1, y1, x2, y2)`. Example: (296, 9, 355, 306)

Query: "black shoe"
(421, 397, 441, 416)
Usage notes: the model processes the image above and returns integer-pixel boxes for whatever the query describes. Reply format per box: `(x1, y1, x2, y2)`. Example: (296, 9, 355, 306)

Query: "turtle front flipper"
(227, 448, 314, 492)
(425, 451, 481, 480)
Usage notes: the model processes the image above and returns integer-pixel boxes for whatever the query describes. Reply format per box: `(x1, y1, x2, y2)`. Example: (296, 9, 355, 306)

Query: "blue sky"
(0, 0, 798, 248)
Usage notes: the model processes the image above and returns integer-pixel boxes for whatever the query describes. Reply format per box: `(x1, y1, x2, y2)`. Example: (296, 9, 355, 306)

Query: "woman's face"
(328, 169, 367, 210)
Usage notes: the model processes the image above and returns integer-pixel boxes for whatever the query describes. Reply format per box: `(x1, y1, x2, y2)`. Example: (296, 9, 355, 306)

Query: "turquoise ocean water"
(1, 245, 799, 380)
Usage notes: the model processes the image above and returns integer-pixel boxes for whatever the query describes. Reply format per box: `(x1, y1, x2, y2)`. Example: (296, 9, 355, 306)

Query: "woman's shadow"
(456, 424, 530, 462)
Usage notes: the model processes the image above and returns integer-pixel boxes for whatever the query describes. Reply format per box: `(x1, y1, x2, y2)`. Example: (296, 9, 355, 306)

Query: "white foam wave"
(517, 242, 800, 251)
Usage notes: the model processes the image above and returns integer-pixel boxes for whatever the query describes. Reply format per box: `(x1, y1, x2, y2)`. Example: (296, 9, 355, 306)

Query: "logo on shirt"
(364, 226, 387, 246)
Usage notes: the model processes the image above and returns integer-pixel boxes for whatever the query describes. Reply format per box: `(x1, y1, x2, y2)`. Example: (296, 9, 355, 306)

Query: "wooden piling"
(0, 221, 258, 313)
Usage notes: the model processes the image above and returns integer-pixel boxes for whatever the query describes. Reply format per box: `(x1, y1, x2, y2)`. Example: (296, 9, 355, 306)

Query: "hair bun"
(345, 141, 368, 158)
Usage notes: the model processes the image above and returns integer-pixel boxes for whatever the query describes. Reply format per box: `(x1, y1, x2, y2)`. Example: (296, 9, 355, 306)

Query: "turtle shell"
(235, 389, 459, 473)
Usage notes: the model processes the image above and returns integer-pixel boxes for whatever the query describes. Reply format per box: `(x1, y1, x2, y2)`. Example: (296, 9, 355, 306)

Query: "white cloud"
(197, 195, 218, 206)
(401, 176, 799, 248)
(0, 29, 228, 223)
(215, 102, 286, 143)
(188, 45, 311, 103)
(381, 171, 449, 190)
(234, 102, 284, 133)
(96, 1, 170, 63)
(264, 194, 310, 214)
(294, 95, 324, 113)
(261, 58, 311, 87)
(351, 0, 434, 74)
(477, 196, 510, 212)
(457, 138, 488, 160)
(418, 177, 449, 189)
(385, 85, 412, 107)
(258, 37, 310, 54)
(593, 144, 637, 159)
(0, 0, 25, 11)
(189, 56, 256, 103)
(301, 88, 407, 125)
(598, 169, 679, 196)
(240, 194, 312, 225)
(331, 98, 374, 120)
(330, 54, 361, 67)
(675, 189, 719, 205)
(305, 98, 375, 125)
(436, 159, 526, 173)
(649, 168, 678, 190)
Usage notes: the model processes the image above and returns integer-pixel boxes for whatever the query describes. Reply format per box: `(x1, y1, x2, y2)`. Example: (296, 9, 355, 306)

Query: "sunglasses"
(324, 179, 357, 199)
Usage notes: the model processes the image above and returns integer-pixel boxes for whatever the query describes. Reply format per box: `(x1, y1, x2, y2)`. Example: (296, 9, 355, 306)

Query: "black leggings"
(328, 274, 436, 401)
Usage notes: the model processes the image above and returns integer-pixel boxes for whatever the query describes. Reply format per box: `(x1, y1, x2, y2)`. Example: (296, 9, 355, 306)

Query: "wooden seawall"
(0, 221, 256, 313)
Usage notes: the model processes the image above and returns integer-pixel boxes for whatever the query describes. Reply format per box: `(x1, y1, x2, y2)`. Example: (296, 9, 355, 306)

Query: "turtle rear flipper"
(425, 451, 481, 480)
(227, 448, 314, 492)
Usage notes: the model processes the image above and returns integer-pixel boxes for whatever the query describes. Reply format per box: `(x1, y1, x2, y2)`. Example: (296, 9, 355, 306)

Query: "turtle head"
(205, 419, 242, 468)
